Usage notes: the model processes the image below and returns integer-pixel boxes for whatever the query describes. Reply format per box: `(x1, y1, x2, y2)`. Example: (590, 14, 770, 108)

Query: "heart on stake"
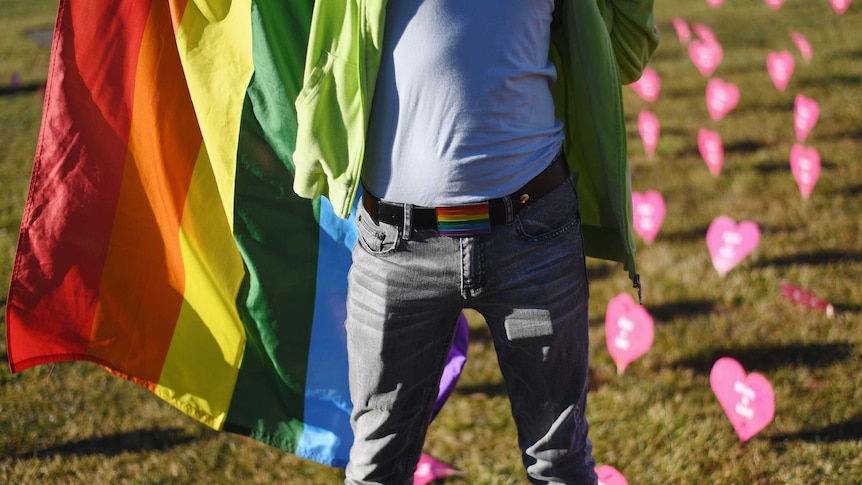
(697, 128, 724, 176)
(707, 0, 725, 8)
(689, 39, 723, 77)
(767, 51, 795, 92)
(710, 357, 775, 442)
(597, 465, 629, 485)
(789, 30, 813, 60)
(671, 16, 691, 44)
(794, 94, 820, 142)
(630, 67, 661, 103)
(706, 216, 760, 276)
(830, 0, 851, 15)
(414, 453, 463, 485)
(637, 110, 660, 157)
(764, 0, 786, 10)
(706, 78, 740, 121)
(632, 190, 666, 244)
(605, 293, 654, 374)
(691, 22, 717, 43)
(790, 144, 821, 199)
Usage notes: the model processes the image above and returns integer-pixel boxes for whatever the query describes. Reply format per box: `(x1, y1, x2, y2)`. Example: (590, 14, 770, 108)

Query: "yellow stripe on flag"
(174, 0, 253, 228)
(157, 148, 246, 429)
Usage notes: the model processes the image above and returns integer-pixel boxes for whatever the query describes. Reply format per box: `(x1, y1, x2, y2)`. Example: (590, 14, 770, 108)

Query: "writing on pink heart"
(632, 190, 666, 244)
(706, 216, 760, 276)
(597, 465, 629, 485)
(637, 110, 660, 157)
(689, 39, 723, 77)
(790, 144, 821, 199)
(789, 30, 813, 60)
(605, 292, 654, 374)
(630, 67, 661, 103)
(767, 51, 795, 92)
(794, 94, 819, 142)
(698, 128, 724, 176)
(710, 357, 775, 442)
(706, 78, 739, 121)
(671, 16, 691, 44)
(830, 0, 851, 15)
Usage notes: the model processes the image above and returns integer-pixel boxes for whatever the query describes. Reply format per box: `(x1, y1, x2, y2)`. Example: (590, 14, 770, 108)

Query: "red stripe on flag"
(7, 1, 153, 371)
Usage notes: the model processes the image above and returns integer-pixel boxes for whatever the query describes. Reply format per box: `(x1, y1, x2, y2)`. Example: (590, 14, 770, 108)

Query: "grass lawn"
(2, 0, 861, 483)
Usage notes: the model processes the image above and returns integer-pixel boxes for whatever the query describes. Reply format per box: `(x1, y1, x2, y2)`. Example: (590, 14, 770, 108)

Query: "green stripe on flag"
(224, 0, 319, 454)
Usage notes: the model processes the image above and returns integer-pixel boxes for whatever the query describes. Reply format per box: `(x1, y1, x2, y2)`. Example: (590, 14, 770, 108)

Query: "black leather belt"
(362, 150, 570, 234)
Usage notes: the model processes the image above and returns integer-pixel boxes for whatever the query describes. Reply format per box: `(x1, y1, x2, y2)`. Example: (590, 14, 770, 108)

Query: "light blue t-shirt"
(363, 0, 564, 206)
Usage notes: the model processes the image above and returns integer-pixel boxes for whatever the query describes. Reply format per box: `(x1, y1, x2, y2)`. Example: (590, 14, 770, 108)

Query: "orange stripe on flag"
(86, 0, 202, 387)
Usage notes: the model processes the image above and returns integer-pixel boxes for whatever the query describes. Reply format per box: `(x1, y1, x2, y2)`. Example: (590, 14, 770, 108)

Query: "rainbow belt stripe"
(436, 203, 492, 236)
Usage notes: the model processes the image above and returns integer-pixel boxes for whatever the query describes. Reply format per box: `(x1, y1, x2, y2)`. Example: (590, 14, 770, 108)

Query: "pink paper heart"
(789, 30, 813, 61)
(706, 0, 724, 8)
(630, 67, 661, 103)
(793, 94, 819, 142)
(710, 357, 775, 442)
(705, 78, 739, 121)
(605, 292, 654, 374)
(671, 16, 691, 44)
(689, 39, 723, 77)
(414, 453, 463, 485)
(764, 0, 786, 10)
(691, 22, 716, 43)
(830, 0, 851, 15)
(697, 128, 724, 176)
(767, 51, 795, 92)
(790, 144, 821, 199)
(597, 465, 629, 485)
(637, 110, 660, 157)
(706, 216, 760, 276)
(632, 190, 666, 244)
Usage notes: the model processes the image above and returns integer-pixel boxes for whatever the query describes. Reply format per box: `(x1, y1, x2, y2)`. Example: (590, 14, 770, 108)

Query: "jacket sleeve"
(596, 0, 660, 84)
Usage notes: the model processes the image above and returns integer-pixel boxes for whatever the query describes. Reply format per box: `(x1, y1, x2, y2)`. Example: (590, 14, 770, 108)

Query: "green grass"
(2, 0, 862, 483)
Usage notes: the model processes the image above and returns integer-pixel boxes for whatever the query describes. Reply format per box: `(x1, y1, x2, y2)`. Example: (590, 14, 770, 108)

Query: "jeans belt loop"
(501, 195, 514, 224)
(402, 203, 413, 240)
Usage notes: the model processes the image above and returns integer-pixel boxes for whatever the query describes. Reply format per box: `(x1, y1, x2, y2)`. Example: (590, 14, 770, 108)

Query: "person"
(290, 0, 659, 482)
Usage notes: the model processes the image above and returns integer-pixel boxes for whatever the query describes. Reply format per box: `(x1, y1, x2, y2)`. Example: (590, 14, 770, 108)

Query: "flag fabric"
(4, 0, 434, 468)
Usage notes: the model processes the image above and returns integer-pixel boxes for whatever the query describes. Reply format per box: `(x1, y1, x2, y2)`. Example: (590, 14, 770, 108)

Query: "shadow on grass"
(11, 427, 201, 459)
(839, 183, 862, 197)
(660, 225, 709, 243)
(646, 299, 715, 324)
(755, 158, 838, 175)
(674, 342, 856, 374)
(756, 249, 862, 268)
(0, 82, 46, 97)
(724, 139, 764, 155)
(455, 382, 507, 398)
(468, 325, 493, 343)
(770, 416, 862, 444)
(586, 264, 613, 282)
(798, 74, 862, 89)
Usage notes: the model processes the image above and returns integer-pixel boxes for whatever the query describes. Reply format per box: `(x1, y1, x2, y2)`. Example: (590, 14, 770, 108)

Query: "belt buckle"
(436, 203, 491, 236)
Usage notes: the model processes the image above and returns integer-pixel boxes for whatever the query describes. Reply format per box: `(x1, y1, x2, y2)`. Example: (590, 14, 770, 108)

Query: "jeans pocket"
(514, 176, 581, 242)
(356, 204, 401, 255)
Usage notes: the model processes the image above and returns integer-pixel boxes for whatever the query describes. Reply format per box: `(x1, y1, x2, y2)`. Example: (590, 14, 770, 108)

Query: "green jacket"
(291, 0, 659, 288)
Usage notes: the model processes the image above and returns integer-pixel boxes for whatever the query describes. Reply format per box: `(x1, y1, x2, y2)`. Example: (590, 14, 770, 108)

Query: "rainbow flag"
(6, 0, 362, 466)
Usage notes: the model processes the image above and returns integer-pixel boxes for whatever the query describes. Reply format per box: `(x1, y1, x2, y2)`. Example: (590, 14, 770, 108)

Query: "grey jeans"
(345, 175, 596, 484)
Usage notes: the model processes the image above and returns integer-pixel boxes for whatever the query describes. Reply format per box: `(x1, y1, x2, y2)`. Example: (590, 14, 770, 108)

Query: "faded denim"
(345, 175, 596, 484)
